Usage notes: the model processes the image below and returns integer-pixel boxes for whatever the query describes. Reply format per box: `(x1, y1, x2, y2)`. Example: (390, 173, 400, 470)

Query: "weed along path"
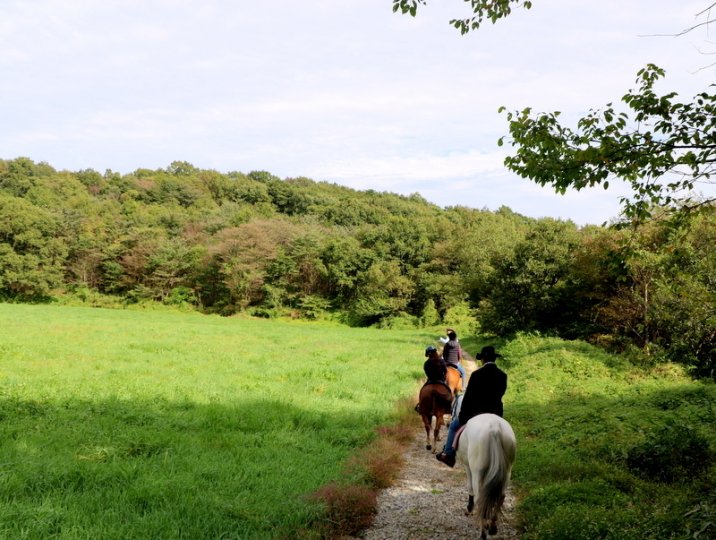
(360, 358, 520, 540)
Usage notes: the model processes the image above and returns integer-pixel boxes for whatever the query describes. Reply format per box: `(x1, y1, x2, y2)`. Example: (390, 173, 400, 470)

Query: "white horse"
(455, 413, 516, 539)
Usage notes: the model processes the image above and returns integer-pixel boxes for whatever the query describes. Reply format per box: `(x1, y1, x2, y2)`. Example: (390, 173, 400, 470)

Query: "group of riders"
(420, 329, 508, 468)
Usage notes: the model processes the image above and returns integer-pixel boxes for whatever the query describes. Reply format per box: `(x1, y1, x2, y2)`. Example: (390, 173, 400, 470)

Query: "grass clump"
(308, 399, 415, 538)
(309, 483, 377, 537)
(626, 422, 712, 482)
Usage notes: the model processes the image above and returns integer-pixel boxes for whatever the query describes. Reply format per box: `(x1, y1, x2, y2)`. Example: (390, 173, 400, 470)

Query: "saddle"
(425, 379, 452, 394)
(452, 424, 467, 451)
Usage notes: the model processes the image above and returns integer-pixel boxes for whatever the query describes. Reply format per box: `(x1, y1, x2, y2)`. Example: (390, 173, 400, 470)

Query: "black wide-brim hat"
(475, 346, 501, 361)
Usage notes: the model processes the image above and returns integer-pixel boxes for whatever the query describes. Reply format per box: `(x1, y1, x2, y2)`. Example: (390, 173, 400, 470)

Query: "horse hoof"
(426, 444, 431, 451)
(488, 524, 498, 535)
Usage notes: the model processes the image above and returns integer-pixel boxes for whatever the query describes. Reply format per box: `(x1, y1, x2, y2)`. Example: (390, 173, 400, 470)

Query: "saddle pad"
(452, 424, 467, 450)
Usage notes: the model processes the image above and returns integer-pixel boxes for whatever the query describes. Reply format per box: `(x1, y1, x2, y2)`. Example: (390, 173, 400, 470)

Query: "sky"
(1, 0, 714, 225)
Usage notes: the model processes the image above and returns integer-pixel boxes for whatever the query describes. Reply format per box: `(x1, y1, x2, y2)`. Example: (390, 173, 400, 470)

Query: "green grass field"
(0, 303, 430, 539)
(2, 304, 714, 539)
(498, 334, 715, 540)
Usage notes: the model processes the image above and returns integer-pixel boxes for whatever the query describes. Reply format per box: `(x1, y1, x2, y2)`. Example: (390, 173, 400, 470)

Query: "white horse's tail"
(476, 428, 510, 522)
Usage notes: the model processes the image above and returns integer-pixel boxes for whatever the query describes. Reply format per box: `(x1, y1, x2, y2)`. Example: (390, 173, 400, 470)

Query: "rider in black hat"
(436, 345, 508, 467)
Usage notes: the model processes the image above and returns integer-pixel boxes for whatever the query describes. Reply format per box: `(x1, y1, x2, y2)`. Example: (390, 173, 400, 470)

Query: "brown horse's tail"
(419, 384, 453, 416)
(435, 384, 453, 410)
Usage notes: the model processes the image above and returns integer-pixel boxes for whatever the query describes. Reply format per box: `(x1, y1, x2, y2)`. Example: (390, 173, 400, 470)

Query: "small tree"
(420, 298, 441, 327)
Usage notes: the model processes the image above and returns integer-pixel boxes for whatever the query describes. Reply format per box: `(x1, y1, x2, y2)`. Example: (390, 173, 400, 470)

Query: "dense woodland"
(1, 157, 714, 378)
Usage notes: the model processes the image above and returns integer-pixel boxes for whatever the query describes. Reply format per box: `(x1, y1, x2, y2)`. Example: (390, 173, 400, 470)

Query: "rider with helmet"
(415, 345, 453, 413)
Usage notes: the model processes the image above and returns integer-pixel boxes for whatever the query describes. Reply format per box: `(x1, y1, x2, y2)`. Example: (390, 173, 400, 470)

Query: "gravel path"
(359, 359, 520, 540)
(358, 425, 519, 540)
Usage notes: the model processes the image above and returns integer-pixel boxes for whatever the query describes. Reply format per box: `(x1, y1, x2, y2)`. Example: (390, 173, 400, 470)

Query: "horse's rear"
(418, 384, 453, 452)
(446, 366, 462, 396)
(457, 414, 516, 539)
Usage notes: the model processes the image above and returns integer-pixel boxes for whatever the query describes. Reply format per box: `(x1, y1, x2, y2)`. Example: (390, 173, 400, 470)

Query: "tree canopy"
(393, 0, 532, 34)
(0, 157, 713, 377)
(500, 65, 716, 223)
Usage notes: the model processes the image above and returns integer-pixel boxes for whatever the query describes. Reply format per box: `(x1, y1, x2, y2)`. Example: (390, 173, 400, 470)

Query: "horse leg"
(421, 415, 432, 451)
(466, 494, 474, 515)
(487, 493, 504, 535)
(488, 517, 498, 536)
(432, 415, 443, 453)
(464, 458, 475, 515)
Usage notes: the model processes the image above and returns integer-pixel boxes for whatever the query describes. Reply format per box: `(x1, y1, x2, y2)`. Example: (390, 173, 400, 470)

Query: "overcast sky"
(1, 1, 713, 225)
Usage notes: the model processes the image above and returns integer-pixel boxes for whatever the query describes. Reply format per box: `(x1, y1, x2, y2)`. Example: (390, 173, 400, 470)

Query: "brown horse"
(446, 365, 462, 396)
(418, 383, 453, 452)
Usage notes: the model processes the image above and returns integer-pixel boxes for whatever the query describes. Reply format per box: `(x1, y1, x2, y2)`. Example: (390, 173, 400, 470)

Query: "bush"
(378, 312, 419, 330)
(420, 299, 440, 327)
(309, 483, 377, 536)
(164, 286, 197, 307)
(626, 423, 712, 482)
(443, 301, 479, 335)
(298, 295, 331, 320)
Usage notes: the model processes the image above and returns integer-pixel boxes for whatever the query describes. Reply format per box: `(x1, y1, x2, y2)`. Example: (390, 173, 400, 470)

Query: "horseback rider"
(422, 345, 452, 395)
(441, 329, 465, 387)
(436, 345, 508, 467)
(415, 345, 453, 414)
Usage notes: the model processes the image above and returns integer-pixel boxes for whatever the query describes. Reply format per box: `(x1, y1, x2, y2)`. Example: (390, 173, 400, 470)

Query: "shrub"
(420, 299, 440, 327)
(309, 483, 377, 536)
(164, 286, 197, 307)
(443, 301, 479, 335)
(626, 423, 712, 482)
(298, 295, 331, 320)
(378, 311, 419, 329)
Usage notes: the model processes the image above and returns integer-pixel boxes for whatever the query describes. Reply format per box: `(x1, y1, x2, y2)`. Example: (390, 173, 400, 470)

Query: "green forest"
(1, 156, 714, 378)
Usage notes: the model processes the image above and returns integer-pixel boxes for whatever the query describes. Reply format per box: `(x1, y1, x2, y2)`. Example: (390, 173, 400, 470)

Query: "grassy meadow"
(488, 335, 716, 540)
(1, 303, 714, 539)
(0, 303, 428, 539)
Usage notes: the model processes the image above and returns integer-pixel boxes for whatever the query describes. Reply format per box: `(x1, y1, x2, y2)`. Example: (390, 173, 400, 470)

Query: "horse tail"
(476, 428, 509, 522)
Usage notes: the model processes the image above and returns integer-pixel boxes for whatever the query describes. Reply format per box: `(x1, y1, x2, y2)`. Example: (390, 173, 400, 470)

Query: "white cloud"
(309, 150, 506, 187)
(1, 0, 712, 226)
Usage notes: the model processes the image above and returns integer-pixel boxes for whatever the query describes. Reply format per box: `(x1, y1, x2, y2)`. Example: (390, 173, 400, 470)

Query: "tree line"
(0, 157, 713, 377)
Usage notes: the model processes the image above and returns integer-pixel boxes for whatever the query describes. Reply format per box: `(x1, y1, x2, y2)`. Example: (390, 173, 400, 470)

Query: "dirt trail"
(359, 425, 518, 540)
(359, 358, 519, 540)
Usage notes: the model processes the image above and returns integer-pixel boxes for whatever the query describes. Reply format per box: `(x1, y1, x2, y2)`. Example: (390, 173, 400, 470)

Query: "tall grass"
(4, 304, 713, 539)
(0, 304, 432, 539)
(495, 333, 715, 540)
